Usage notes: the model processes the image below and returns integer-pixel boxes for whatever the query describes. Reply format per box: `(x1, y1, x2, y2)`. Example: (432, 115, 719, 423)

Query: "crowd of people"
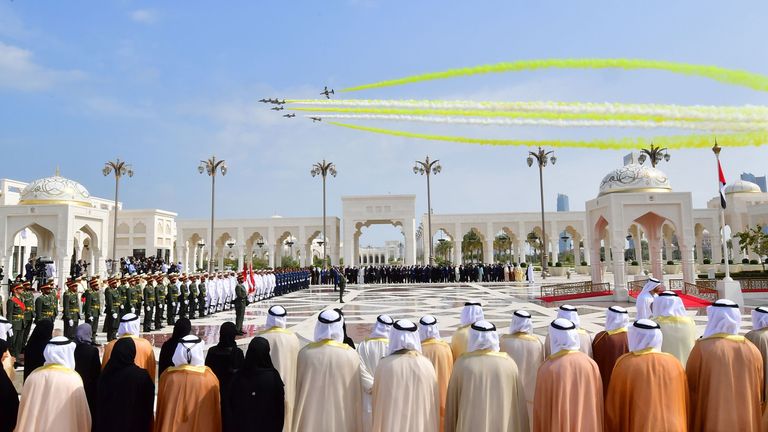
(311, 263, 536, 286)
(2, 276, 768, 431)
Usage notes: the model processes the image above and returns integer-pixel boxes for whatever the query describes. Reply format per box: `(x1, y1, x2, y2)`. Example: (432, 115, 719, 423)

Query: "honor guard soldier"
(118, 275, 132, 319)
(35, 281, 57, 324)
(234, 274, 248, 335)
(104, 277, 121, 341)
(130, 276, 143, 319)
(142, 276, 156, 332)
(21, 281, 35, 343)
(154, 275, 167, 330)
(179, 274, 190, 319)
(198, 274, 207, 317)
(62, 280, 81, 339)
(166, 274, 180, 325)
(6, 282, 26, 358)
(84, 278, 102, 344)
(188, 275, 199, 319)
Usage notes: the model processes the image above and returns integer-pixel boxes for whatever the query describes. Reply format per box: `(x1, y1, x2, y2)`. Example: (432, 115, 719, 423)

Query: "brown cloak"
(500, 332, 544, 429)
(102, 334, 157, 383)
(155, 365, 222, 432)
(421, 338, 453, 432)
(591, 329, 629, 396)
(533, 350, 603, 432)
(686, 335, 763, 432)
(606, 350, 688, 431)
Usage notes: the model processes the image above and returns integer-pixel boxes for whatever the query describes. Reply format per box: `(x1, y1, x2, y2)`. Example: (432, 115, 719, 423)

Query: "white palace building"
(3, 157, 768, 301)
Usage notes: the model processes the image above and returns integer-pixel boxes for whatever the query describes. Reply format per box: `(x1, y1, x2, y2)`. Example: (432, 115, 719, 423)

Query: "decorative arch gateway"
(176, 216, 340, 271)
(586, 190, 696, 301)
(0, 203, 109, 291)
(342, 195, 417, 267)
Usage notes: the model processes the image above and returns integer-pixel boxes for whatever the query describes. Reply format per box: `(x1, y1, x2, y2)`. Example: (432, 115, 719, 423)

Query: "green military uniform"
(338, 274, 346, 303)
(166, 280, 179, 325)
(154, 281, 167, 330)
(62, 288, 81, 340)
(103, 283, 121, 341)
(34, 290, 57, 323)
(130, 282, 142, 319)
(118, 282, 132, 319)
(189, 279, 198, 319)
(84, 285, 101, 341)
(198, 280, 207, 317)
(21, 286, 35, 343)
(142, 283, 156, 332)
(5, 288, 26, 357)
(179, 280, 190, 319)
(234, 280, 248, 333)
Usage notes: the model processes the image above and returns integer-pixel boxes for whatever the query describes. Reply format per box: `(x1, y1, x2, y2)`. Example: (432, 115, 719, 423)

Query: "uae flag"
(718, 159, 727, 209)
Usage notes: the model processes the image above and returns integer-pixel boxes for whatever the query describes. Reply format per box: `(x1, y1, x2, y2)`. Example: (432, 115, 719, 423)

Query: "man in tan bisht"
(606, 319, 688, 431)
(259, 305, 299, 432)
(687, 299, 763, 432)
(418, 315, 453, 432)
(499, 310, 543, 429)
(356, 314, 393, 432)
(450, 302, 484, 361)
(101, 312, 157, 383)
(155, 334, 222, 432)
(16, 336, 92, 431)
(591, 305, 629, 396)
(544, 305, 592, 357)
(534, 318, 603, 432)
(371, 319, 439, 432)
(746, 306, 768, 403)
(653, 290, 696, 366)
(293, 309, 371, 432)
(445, 320, 529, 432)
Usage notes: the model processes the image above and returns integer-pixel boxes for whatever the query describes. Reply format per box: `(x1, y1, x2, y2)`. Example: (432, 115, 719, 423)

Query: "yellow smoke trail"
(327, 121, 768, 149)
(340, 59, 768, 93)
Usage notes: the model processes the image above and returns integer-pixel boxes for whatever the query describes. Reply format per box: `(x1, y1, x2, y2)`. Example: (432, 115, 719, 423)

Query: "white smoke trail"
(308, 114, 767, 132)
(288, 99, 768, 122)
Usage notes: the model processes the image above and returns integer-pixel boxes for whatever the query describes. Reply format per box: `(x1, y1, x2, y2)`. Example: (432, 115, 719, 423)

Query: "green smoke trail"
(327, 121, 767, 149)
(340, 59, 768, 93)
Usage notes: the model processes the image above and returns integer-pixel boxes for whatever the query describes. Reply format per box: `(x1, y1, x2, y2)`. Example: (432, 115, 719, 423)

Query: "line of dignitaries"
(4, 292, 768, 432)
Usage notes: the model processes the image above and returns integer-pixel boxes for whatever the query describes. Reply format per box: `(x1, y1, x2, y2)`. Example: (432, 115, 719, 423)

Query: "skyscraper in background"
(557, 194, 570, 255)
(741, 172, 767, 192)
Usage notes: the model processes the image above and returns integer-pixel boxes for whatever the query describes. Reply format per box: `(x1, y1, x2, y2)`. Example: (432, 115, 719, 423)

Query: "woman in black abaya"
(22, 319, 53, 380)
(0, 339, 18, 432)
(223, 337, 284, 432)
(157, 318, 191, 377)
(95, 337, 154, 432)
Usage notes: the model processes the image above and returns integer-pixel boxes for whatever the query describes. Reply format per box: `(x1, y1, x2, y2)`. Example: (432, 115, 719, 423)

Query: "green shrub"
(666, 260, 675, 265)
(555, 262, 562, 267)
(631, 261, 639, 266)
(581, 261, 588, 266)
(520, 262, 527, 268)
(750, 259, 760, 265)
(703, 258, 711, 264)
(742, 258, 750, 264)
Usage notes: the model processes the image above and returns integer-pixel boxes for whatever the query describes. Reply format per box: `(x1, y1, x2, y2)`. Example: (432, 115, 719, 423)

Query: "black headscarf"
(0, 339, 19, 432)
(205, 322, 244, 401)
(223, 337, 284, 432)
(158, 318, 191, 376)
(95, 338, 154, 432)
(23, 320, 53, 380)
(74, 324, 100, 420)
(334, 308, 355, 349)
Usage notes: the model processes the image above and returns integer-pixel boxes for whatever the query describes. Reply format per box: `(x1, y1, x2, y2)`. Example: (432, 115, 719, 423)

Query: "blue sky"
(1, 1, 767, 245)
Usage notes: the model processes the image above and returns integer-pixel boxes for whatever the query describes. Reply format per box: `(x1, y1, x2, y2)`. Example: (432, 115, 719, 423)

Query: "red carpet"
(538, 290, 614, 302)
(629, 290, 712, 308)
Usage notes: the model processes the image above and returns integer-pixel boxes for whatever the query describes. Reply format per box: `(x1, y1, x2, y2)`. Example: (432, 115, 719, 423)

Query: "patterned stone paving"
(44, 283, 766, 354)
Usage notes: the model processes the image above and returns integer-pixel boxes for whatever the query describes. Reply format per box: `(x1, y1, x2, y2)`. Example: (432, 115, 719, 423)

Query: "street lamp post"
(199, 156, 227, 274)
(638, 143, 671, 168)
(103, 158, 134, 274)
(527, 147, 556, 279)
(311, 160, 336, 271)
(413, 156, 442, 266)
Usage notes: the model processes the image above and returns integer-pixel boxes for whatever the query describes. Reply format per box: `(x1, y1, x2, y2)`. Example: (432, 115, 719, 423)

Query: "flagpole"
(713, 141, 732, 281)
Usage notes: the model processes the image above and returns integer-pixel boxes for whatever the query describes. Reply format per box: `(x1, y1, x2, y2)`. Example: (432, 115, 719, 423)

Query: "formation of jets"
(263, 87, 332, 122)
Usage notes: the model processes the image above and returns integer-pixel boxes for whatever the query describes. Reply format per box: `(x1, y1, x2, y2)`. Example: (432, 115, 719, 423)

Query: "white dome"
(724, 180, 762, 195)
(598, 163, 671, 196)
(19, 175, 93, 207)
